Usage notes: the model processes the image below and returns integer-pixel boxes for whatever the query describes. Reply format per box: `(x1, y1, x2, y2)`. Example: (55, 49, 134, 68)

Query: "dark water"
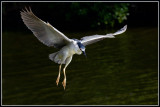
(2, 27, 158, 105)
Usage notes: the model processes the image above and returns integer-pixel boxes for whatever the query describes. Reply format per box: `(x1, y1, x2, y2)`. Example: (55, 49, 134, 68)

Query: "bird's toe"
(62, 80, 66, 90)
(56, 77, 60, 86)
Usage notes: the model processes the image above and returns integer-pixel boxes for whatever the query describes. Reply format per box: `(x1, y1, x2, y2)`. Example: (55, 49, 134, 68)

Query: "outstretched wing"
(81, 25, 127, 46)
(20, 7, 72, 49)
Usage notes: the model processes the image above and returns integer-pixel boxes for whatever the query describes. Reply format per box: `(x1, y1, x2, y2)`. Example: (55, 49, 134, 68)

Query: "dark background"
(2, 1, 158, 105)
(2, 2, 158, 32)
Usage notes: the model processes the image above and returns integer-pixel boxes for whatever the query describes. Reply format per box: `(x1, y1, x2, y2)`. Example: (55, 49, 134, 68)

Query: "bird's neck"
(69, 41, 82, 55)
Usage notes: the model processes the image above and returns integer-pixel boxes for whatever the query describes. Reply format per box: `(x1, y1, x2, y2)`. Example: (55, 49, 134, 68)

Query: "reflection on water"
(2, 27, 158, 105)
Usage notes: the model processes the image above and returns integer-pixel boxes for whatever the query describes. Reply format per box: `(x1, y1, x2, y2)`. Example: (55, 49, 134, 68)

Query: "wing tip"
(124, 25, 127, 30)
(112, 24, 127, 36)
(20, 6, 33, 14)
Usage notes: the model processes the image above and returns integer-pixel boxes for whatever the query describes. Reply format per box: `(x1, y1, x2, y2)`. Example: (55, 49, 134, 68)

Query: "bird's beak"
(82, 51, 87, 58)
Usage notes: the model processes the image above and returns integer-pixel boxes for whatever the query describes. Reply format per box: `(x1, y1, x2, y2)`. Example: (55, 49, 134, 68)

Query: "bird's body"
(49, 40, 81, 64)
(20, 7, 127, 90)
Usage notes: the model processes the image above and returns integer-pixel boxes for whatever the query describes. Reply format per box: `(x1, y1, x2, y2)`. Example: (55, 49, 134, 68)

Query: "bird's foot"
(56, 77, 60, 86)
(62, 79, 66, 90)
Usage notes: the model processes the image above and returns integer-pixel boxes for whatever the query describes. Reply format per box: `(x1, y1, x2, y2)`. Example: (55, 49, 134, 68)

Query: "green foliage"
(2, 2, 130, 30)
(67, 3, 129, 28)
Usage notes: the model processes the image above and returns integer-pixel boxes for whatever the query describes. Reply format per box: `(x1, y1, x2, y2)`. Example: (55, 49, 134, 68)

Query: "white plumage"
(20, 7, 127, 90)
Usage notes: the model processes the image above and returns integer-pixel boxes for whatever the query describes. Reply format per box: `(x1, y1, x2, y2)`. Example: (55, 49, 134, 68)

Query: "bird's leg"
(56, 64, 62, 86)
(62, 56, 73, 90)
(62, 67, 66, 90)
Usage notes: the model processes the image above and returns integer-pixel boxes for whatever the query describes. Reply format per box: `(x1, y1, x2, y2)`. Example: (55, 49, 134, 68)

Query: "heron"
(20, 7, 127, 90)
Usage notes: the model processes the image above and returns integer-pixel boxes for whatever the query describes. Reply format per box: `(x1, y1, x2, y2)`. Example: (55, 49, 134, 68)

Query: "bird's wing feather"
(81, 25, 127, 46)
(20, 7, 72, 49)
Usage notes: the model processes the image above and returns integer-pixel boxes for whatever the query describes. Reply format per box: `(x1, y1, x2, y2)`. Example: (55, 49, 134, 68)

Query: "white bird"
(20, 7, 127, 90)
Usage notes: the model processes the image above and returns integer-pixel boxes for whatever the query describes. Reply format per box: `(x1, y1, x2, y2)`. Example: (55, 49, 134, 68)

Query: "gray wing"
(81, 25, 127, 46)
(20, 7, 72, 49)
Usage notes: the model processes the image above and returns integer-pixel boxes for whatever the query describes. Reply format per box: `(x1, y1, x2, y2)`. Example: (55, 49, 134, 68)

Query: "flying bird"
(20, 7, 127, 90)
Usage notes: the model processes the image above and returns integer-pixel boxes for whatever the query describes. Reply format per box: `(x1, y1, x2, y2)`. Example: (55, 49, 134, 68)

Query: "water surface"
(2, 27, 158, 105)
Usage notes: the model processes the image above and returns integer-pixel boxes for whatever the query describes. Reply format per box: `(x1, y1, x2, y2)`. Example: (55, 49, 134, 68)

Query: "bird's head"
(77, 42, 86, 57)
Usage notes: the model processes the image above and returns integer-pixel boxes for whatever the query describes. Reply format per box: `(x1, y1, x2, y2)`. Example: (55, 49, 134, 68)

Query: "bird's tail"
(49, 52, 58, 62)
(49, 52, 66, 64)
